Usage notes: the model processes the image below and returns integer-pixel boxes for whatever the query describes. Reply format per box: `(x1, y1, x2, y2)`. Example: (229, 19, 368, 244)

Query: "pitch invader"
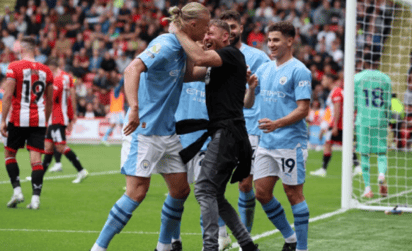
(248, 22, 311, 251)
(310, 74, 360, 177)
(41, 59, 88, 183)
(1, 37, 54, 209)
(354, 54, 391, 198)
(219, 10, 271, 240)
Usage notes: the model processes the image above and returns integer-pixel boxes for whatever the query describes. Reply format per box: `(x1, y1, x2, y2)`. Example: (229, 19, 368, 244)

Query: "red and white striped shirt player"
(6, 60, 54, 127)
(50, 74, 74, 126)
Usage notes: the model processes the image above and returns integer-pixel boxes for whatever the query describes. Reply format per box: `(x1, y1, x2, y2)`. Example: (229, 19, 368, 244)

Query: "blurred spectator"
(70, 56, 87, 78)
(89, 49, 103, 73)
(100, 51, 117, 72)
(115, 52, 131, 73)
(35, 46, 48, 64)
(1, 29, 15, 50)
(85, 86, 96, 104)
(55, 32, 72, 54)
(247, 22, 264, 48)
(84, 102, 96, 119)
(77, 98, 87, 117)
(313, 0, 332, 25)
(404, 74, 412, 106)
(0, 56, 9, 81)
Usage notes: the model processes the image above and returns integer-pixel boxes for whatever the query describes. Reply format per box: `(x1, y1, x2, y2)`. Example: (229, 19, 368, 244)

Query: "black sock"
(322, 153, 332, 170)
(241, 242, 257, 251)
(42, 153, 53, 172)
(5, 158, 20, 188)
(64, 149, 84, 172)
(31, 162, 44, 196)
(352, 152, 360, 166)
(53, 148, 62, 163)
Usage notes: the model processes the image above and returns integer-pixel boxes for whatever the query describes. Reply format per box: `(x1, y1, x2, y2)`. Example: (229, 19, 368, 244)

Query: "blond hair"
(163, 2, 209, 28)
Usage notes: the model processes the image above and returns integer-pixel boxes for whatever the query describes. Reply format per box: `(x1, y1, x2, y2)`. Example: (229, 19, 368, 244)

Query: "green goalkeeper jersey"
(354, 69, 392, 127)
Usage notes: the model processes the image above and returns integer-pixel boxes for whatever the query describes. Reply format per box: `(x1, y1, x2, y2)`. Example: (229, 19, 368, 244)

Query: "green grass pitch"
(0, 145, 411, 250)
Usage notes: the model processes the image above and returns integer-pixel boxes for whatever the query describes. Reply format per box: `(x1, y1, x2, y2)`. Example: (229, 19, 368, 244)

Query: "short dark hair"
(47, 58, 59, 67)
(209, 19, 230, 34)
(219, 10, 241, 24)
(21, 36, 36, 50)
(325, 73, 338, 81)
(267, 21, 296, 38)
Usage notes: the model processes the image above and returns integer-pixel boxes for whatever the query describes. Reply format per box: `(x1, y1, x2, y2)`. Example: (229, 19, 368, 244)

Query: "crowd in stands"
(0, 0, 411, 148)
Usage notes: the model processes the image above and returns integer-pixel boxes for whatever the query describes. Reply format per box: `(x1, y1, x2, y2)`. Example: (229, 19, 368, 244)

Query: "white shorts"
(249, 135, 260, 175)
(254, 146, 308, 185)
(121, 133, 186, 177)
(109, 111, 125, 125)
(186, 151, 206, 184)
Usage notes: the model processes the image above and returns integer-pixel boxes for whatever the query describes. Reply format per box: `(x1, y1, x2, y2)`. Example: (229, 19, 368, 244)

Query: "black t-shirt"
(205, 45, 247, 122)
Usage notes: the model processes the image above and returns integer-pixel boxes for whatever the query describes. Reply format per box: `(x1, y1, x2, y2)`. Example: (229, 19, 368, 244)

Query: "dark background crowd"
(0, 0, 411, 148)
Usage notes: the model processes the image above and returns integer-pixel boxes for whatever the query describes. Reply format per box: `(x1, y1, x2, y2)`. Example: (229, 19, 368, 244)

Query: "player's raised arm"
(123, 58, 147, 136)
(0, 78, 16, 137)
(244, 73, 258, 109)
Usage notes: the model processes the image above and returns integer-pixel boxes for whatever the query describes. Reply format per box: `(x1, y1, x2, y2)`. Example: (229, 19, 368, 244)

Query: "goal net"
(343, 0, 412, 212)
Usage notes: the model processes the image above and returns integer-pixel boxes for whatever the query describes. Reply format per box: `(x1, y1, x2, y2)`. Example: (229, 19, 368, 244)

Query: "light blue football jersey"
(124, 34, 187, 136)
(175, 81, 210, 151)
(240, 43, 271, 136)
(256, 58, 312, 149)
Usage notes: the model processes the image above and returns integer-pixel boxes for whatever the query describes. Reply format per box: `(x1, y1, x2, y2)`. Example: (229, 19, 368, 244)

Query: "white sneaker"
(310, 168, 327, 177)
(7, 193, 24, 208)
(353, 165, 362, 176)
(26, 176, 32, 181)
(72, 169, 89, 183)
(26, 196, 40, 210)
(218, 234, 232, 251)
(49, 163, 63, 172)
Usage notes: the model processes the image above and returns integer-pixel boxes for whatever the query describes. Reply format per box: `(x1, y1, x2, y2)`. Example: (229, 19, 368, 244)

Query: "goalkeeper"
(354, 54, 392, 198)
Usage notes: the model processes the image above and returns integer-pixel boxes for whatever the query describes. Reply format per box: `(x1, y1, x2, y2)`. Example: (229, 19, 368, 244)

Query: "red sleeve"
(69, 75, 74, 88)
(6, 62, 17, 80)
(331, 88, 343, 104)
(67, 95, 74, 120)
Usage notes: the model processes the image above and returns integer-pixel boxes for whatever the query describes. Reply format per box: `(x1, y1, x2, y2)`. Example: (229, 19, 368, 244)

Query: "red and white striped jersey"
(50, 75, 74, 126)
(57, 69, 74, 89)
(6, 60, 53, 127)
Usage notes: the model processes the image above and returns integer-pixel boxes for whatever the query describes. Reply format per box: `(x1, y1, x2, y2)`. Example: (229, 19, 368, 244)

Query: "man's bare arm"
(123, 58, 147, 136)
(174, 29, 222, 67)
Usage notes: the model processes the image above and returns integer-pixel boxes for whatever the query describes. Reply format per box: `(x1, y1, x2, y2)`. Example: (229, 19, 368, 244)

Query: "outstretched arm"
(123, 58, 147, 136)
(244, 72, 257, 109)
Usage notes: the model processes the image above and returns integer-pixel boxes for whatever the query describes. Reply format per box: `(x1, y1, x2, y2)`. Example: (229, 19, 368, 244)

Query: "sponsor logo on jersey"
(149, 43, 162, 54)
(279, 76, 287, 85)
(298, 80, 311, 87)
(6, 69, 13, 74)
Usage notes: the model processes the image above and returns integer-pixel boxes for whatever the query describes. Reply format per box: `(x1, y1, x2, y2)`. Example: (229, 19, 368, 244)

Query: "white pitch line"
(363, 188, 412, 205)
(0, 170, 119, 185)
(228, 208, 348, 249)
(0, 228, 201, 235)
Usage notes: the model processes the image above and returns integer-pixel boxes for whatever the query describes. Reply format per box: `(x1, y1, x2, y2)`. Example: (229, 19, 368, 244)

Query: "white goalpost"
(343, 0, 412, 212)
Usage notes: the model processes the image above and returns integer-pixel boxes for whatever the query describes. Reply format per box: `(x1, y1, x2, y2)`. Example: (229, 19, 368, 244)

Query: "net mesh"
(352, 0, 412, 209)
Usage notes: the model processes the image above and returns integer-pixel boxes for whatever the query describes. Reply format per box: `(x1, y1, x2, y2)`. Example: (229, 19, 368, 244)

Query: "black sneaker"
(254, 244, 260, 251)
(282, 242, 297, 251)
(171, 240, 183, 251)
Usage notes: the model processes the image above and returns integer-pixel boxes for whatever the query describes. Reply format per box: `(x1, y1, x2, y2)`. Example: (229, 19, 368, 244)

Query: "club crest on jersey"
(141, 160, 150, 170)
(279, 76, 287, 85)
